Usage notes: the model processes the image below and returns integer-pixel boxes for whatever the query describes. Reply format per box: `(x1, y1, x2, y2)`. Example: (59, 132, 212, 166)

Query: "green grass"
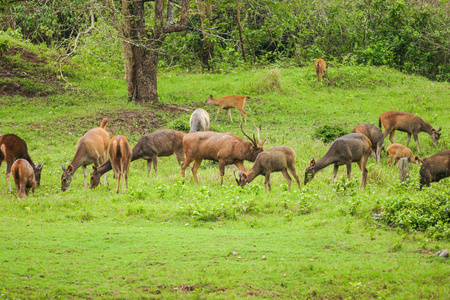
(0, 40, 449, 298)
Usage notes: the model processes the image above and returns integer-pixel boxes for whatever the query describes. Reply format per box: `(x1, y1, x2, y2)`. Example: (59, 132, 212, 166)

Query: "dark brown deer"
(190, 108, 210, 133)
(11, 158, 36, 198)
(379, 111, 442, 152)
(109, 135, 132, 194)
(181, 123, 267, 185)
(234, 146, 301, 192)
(0, 134, 43, 192)
(304, 133, 372, 188)
(204, 94, 250, 123)
(352, 124, 383, 163)
(90, 129, 185, 189)
(386, 143, 423, 167)
(314, 58, 328, 82)
(419, 149, 450, 189)
(61, 118, 109, 191)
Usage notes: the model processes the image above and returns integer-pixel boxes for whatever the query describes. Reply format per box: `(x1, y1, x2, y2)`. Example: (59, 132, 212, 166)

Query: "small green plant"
(313, 124, 347, 143)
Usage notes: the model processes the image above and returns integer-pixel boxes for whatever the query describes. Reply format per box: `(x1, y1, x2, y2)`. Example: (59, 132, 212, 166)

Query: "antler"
(252, 122, 268, 146)
(240, 122, 258, 147)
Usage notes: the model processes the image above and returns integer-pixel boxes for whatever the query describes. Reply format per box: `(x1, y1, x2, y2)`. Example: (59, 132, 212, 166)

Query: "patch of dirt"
(0, 46, 62, 97)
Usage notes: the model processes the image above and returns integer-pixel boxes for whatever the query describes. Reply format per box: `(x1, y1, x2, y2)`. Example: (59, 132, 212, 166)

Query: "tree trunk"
(196, 0, 214, 71)
(398, 158, 409, 181)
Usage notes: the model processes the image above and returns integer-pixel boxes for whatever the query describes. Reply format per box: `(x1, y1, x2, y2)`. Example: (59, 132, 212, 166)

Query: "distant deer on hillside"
(314, 58, 328, 82)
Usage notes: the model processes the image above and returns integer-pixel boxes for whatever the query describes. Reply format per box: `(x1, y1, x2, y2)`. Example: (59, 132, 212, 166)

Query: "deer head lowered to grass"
(234, 146, 301, 192)
(0, 134, 43, 192)
(304, 133, 372, 188)
(61, 118, 110, 191)
(181, 123, 267, 185)
(379, 110, 442, 153)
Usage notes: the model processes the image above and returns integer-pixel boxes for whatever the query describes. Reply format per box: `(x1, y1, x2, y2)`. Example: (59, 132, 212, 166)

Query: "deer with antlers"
(181, 123, 267, 185)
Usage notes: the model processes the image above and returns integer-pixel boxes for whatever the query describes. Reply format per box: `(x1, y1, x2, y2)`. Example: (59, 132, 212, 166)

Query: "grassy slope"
(0, 37, 449, 299)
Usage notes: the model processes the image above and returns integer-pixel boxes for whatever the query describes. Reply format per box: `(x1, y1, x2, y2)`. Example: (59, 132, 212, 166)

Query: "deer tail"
(100, 117, 109, 129)
(378, 117, 381, 129)
(116, 136, 122, 159)
(13, 163, 20, 181)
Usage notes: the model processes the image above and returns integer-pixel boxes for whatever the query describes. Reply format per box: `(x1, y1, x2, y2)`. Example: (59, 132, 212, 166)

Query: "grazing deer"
(419, 149, 450, 189)
(11, 158, 36, 198)
(0, 134, 43, 192)
(90, 129, 185, 189)
(190, 108, 210, 133)
(181, 123, 267, 185)
(304, 133, 372, 188)
(204, 94, 250, 123)
(379, 111, 442, 152)
(352, 124, 384, 163)
(109, 135, 132, 193)
(234, 146, 301, 192)
(61, 118, 110, 191)
(386, 143, 423, 167)
(314, 58, 328, 82)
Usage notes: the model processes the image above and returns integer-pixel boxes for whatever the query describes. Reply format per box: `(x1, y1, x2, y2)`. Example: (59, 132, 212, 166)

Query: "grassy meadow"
(1, 38, 450, 299)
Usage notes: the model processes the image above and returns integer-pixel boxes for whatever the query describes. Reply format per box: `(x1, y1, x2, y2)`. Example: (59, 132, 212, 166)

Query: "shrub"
(380, 186, 450, 240)
(313, 124, 347, 144)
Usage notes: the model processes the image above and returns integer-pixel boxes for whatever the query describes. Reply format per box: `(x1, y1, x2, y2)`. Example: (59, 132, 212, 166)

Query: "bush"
(380, 186, 450, 240)
(313, 124, 347, 144)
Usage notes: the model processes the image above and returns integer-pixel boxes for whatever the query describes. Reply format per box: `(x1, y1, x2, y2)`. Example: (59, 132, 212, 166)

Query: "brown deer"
(61, 118, 110, 191)
(379, 111, 442, 152)
(190, 108, 210, 133)
(386, 143, 423, 167)
(314, 58, 328, 82)
(181, 123, 267, 185)
(109, 135, 132, 194)
(11, 158, 36, 198)
(0, 134, 43, 192)
(419, 149, 450, 189)
(90, 129, 185, 189)
(204, 94, 250, 123)
(234, 146, 301, 192)
(304, 133, 372, 188)
(352, 124, 384, 163)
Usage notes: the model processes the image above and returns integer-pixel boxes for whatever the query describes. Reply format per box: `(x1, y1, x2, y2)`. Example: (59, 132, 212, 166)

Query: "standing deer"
(386, 143, 423, 167)
(109, 135, 132, 193)
(419, 149, 450, 189)
(181, 123, 267, 185)
(304, 133, 372, 188)
(204, 94, 250, 123)
(90, 129, 185, 189)
(379, 111, 442, 152)
(234, 146, 301, 192)
(314, 58, 328, 82)
(11, 158, 36, 198)
(190, 108, 210, 133)
(0, 134, 43, 192)
(61, 118, 110, 191)
(352, 124, 384, 163)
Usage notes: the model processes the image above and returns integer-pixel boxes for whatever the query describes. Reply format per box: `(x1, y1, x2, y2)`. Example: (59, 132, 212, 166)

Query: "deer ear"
(61, 164, 66, 171)
(437, 126, 442, 132)
(310, 158, 315, 166)
(92, 165, 98, 171)
(36, 163, 43, 169)
(242, 173, 248, 180)
(67, 165, 73, 172)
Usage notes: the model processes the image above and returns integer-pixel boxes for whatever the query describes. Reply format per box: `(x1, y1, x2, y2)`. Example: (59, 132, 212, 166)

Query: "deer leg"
(332, 164, 339, 183)
(382, 126, 392, 140)
(147, 159, 153, 178)
(406, 133, 411, 147)
(5, 160, 13, 192)
(281, 169, 292, 192)
(215, 107, 223, 121)
(226, 108, 233, 122)
(5, 170, 12, 192)
(376, 145, 381, 164)
(234, 161, 246, 173)
(413, 133, 420, 153)
(264, 173, 272, 192)
(152, 155, 158, 178)
(360, 157, 368, 188)
(288, 165, 301, 190)
(389, 130, 396, 144)
(394, 157, 400, 166)
(218, 160, 227, 185)
(82, 165, 88, 189)
(181, 157, 194, 182)
(192, 158, 203, 185)
(346, 162, 352, 181)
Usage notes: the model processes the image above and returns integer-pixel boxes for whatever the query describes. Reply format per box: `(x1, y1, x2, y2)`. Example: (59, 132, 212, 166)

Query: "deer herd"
(0, 65, 448, 198)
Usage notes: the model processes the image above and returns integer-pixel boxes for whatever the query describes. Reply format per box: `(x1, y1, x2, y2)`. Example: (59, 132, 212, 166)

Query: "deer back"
(190, 109, 210, 133)
(109, 135, 132, 168)
(420, 150, 450, 187)
(132, 130, 185, 160)
(352, 124, 383, 148)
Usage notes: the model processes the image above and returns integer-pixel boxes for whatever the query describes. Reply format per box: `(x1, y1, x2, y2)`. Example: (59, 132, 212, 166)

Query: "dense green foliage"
(1, 0, 449, 80)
